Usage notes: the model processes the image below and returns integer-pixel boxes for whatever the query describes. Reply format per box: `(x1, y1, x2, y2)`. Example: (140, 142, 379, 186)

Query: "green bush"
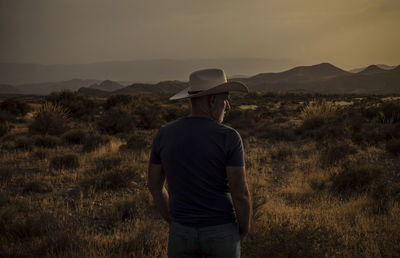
(82, 134, 111, 152)
(120, 131, 153, 152)
(107, 191, 152, 223)
(47, 90, 99, 120)
(331, 164, 385, 195)
(386, 139, 400, 155)
(34, 135, 61, 148)
(0, 98, 31, 116)
(95, 155, 122, 171)
(50, 154, 80, 170)
(0, 120, 9, 137)
(97, 107, 135, 134)
(29, 102, 69, 136)
(103, 94, 134, 110)
(81, 167, 141, 191)
(62, 129, 89, 145)
(15, 136, 34, 151)
(23, 180, 53, 193)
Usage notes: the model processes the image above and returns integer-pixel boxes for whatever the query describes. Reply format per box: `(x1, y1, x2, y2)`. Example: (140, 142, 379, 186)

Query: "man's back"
(150, 116, 244, 227)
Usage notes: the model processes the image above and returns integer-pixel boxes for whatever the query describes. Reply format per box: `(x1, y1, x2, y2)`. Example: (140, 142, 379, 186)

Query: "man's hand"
(226, 166, 251, 240)
(147, 163, 170, 223)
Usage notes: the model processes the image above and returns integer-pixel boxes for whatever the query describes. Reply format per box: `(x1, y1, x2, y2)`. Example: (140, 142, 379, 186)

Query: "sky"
(0, 0, 399, 69)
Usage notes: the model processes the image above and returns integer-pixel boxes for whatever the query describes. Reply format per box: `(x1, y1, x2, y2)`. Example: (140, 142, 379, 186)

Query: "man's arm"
(147, 163, 170, 223)
(226, 166, 251, 239)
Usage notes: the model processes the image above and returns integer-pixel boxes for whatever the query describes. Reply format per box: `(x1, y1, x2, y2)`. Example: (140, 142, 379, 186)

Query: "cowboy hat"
(169, 68, 249, 100)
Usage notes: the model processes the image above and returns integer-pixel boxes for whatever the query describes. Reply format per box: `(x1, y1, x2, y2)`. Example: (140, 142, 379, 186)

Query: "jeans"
(168, 222, 241, 258)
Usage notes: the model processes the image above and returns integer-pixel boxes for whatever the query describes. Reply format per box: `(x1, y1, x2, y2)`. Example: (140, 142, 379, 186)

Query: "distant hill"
(0, 59, 295, 85)
(0, 84, 20, 94)
(14, 79, 100, 95)
(89, 80, 124, 91)
(1, 63, 399, 95)
(349, 64, 397, 73)
(77, 87, 110, 97)
(233, 63, 400, 94)
(116, 81, 187, 94)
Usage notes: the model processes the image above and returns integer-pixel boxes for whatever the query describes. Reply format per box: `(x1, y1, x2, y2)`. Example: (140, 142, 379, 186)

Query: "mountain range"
(0, 59, 295, 85)
(1, 63, 399, 96)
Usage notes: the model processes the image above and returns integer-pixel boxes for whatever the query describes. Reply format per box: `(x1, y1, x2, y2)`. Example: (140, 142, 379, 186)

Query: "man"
(148, 68, 251, 257)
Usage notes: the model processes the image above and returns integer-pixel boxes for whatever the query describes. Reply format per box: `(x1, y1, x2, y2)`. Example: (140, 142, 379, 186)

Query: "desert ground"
(1, 91, 399, 257)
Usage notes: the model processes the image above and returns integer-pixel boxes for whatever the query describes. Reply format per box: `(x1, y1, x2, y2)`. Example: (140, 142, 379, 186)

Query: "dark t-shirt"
(150, 116, 244, 227)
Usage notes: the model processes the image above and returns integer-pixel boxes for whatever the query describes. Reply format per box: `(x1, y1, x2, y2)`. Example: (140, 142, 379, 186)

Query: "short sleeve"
(225, 129, 245, 166)
(150, 128, 162, 164)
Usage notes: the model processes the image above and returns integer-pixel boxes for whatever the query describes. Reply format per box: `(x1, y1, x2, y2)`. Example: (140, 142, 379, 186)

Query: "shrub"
(103, 94, 134, 110)
(47, 90, 99, 120)
(330, 164, 385, 195)
(0, 120, 9, 137)
(29, 102, 69, 136)
(82, 134, 111, 152)
(380, 102, 400, 123)
(386, 139, 400, 155)
(62, 129, 89, 145)
(95, 155, 122, 172)
(81, 167, 141, 191)
(0, 98, 31, 116)
(50, 154, 80, 170)
(107, 191, 152, 222)
(34, 135, 61, 148)
(320, 141, 357, 166)
(0, 168, 13, 183)
(270, 144, 295, 162)
(134, 102, 166, 129)
(23, 180, 52, 193)
(120, 131, 153, 151)
(97, 107, 135, 134)
(300, 100, 338, 130)
(15, 136, 34, 151)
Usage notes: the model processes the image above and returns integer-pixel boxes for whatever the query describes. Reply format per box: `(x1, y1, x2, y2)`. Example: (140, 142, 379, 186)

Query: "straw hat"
(169, 68, 248, 100)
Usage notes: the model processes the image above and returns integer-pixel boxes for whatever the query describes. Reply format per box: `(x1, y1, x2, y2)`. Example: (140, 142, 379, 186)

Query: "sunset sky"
(0, 0, 399, 69)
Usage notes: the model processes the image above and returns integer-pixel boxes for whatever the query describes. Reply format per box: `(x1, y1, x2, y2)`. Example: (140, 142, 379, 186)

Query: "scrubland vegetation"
(0, 91, 399, 257)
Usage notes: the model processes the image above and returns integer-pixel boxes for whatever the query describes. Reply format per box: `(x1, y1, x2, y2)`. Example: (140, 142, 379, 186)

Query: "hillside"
(89, 80, 125, 92)
(14, 79, 100, 95)
(233, 63, 400, 93)
(0, 84, 20, 94)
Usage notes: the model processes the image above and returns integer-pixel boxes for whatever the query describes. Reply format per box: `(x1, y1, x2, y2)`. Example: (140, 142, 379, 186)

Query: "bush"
(0, 120, 9, 137)
(23, 180, 52, 193)
(82, 134, 111, 152)
(386, 139, 400, 155)
(380, 102, 400, 123)
(95, 155, 122, 171)
(47, 90, 99, 120)
(34, 135, 61, 148)
(15, 136, 34, 151)
(320, 141, 357, 166)
(0, 168, 13, 183)
(29, 102, 69, 136)
(107, 191, 152, 223)
(50, 154, 80, 170)
(330, 164, 385, 195)
(97, 107, 135, 134)
(270, 144, 295, 162)
(0, 98, 31, 117)
(120, 131, 153, 152)
(62, 129, 89, 145)
(81, 167, 141, 191)
(103, 94, 134, 110)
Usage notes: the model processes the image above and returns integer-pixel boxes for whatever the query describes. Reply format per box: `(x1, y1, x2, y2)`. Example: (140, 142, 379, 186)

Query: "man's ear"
(208, 95, 216, 108)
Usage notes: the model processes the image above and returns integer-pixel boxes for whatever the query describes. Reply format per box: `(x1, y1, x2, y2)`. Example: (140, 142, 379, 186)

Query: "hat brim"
(169, 81, 249, 100)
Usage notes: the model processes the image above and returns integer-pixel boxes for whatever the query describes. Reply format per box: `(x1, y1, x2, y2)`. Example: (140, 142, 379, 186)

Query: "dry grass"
(1, 95, 399, 257)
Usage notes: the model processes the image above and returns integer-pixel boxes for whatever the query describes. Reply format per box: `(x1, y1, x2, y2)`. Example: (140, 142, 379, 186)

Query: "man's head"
(190, 92, 230, 123)
(169, 69, 248, 101)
